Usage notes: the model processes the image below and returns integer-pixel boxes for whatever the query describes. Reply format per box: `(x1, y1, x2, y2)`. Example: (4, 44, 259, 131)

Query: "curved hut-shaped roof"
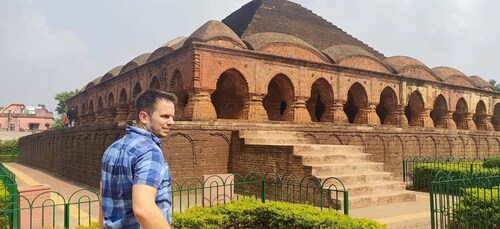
(244, 32, 329, 63)
(185, 20, 246, 49)
(100, 65, 124, 83)
(432, 66, 475, 88)
(119, 53, 151, 75)
(384, 56, 441, 82)
(148, 36, 187, 62)
(469, 75, 493, 91)
(82, 76, 103, 91)
(323, 45, 392, 73)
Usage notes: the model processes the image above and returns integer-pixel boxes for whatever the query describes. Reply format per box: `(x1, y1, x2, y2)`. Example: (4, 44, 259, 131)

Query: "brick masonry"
(18, 121, 500, 189)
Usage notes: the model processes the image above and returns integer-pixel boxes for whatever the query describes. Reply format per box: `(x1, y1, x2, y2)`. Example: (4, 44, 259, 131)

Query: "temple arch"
(88, 100, 94, 114)
(107, 93, 115, 108)
(430, 95, 448, 128)
(474, 100, 491, 130)
(119, 88, 128, 107)
(344, 82, 368, 124)
(405, 90, 425, 127)
(453, 98, 471, 129)
(211, 69, 249, 119)
(376, 86, 397, 125)
(149, 76, 160, 90)
(169, 70, 188, 120)
(263, 74, 295, 121)
(306, 78, 333, 122)
(493, 103, 500, 131)
(132, 82, 142, 100)
(97, 96, 104, 112)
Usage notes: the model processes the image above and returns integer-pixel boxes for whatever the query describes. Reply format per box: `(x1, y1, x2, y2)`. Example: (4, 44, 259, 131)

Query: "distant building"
(0, 104, 54, 132)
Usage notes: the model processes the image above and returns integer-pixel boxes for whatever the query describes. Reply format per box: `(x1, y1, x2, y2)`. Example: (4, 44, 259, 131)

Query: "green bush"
(0, 140, 18, 155)
(483, 157, 500, 169)
(172, 198, 387, 229)
(0, 155, 17, 163)
(0, 180, 12, 228)
(452, 186, 500, 228)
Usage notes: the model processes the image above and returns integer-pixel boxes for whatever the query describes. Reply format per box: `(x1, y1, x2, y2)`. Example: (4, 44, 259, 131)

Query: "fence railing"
(0, 164, 349, 228)
(172, 172, 350, 215)
(429, 172, 500, 229)
(403, 156, 500, 190)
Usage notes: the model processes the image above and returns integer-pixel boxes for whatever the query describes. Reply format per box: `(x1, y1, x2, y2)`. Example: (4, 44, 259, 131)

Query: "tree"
(489, 79, 500, 92)
(53, 89, 80, 129)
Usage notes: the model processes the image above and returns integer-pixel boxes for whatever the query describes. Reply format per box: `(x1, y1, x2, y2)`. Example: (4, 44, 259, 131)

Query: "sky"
(1, 0, 499, 116)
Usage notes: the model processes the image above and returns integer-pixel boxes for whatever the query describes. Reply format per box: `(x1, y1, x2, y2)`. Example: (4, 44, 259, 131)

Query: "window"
(29, 123, 40, 131)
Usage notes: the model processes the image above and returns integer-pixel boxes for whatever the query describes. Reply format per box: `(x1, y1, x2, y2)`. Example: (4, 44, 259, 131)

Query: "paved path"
(4, 163, 431, 229)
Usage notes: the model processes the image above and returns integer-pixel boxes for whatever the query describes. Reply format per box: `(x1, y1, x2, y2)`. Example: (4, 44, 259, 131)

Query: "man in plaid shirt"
(100, 89, 177, 228)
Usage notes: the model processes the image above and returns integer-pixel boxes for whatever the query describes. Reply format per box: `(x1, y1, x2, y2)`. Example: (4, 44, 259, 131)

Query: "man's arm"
(132, 184, 171, 229)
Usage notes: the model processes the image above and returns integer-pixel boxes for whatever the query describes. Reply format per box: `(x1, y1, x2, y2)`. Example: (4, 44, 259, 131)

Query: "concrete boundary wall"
(18, 121, 500, 188)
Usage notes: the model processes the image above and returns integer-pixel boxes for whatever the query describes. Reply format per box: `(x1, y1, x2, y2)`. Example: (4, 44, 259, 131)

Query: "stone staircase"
(239, 130, 416, 209)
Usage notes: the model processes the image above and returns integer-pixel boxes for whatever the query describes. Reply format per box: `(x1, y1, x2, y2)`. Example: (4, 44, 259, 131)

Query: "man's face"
(140, 99, 175, 138)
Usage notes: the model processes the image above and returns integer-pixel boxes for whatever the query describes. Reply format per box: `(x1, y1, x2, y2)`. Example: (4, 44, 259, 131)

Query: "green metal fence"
(403, 156, 500, 190)
(172, 172, 350, 215)
(429, 172, 500, 229)
(0, 164, 349, 228)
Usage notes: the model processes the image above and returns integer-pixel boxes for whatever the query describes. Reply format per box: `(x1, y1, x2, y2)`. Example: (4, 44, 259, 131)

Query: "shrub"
(483, 157, 500, 169)
(0, 140, 18, 155)
(0, 155, 17, 163)
(0, 180, 12, 228)
(172, 198, 387, 229)
(452, 186, 500, 228)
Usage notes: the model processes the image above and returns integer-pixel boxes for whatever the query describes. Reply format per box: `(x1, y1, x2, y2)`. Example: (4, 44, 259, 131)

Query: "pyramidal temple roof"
(222, 0, 385, 59)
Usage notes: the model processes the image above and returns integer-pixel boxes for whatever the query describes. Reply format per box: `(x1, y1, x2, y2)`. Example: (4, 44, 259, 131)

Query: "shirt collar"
(126, 125, 162, 146)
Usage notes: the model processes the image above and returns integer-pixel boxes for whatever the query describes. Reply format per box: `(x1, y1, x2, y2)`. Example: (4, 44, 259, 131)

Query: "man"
(100, 89, 176, 228)
(67, 107, 77, 127)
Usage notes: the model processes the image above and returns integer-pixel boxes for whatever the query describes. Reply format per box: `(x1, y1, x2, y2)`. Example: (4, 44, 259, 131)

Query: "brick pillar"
(418, 108, 434, 128)
(126, 103, 136, 121)
(183, 89, 217, 120)
(291, 96, 311, 123)
(465, 113, 477, 130)
(476, 114, 494, 131)
(87, 113, 96, 124)
(354, 104, 380, 125)
(114, 105, 129, 122)
(396, 105, 408, 127)
(332, 99, 348, 124)
(436, 111, 457, 129)
(246, 93, 268, 121)
(383, 108, 398, 125)
(105, 107, 117, 122)
(94, 111, 105, 123)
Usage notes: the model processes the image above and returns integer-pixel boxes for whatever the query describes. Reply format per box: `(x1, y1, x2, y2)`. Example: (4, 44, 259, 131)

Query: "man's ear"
(138, 111, 149, 124)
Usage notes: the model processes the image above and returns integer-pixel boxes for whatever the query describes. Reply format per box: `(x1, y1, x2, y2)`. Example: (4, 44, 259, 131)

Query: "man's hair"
(135, 89, 178, 118)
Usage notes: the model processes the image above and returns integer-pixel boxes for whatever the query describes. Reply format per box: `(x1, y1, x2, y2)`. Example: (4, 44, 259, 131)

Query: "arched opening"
(97, 96, 104, 112)
(306, 78, 333, 122)
(211, 69, 249, 119)
(453, 98, 469, 129)
(81, 103, 86, 116)
(474, 100, 488, 130)
(119, 88, 128, 108)
(169, 70, 188, 121)
(405, 91, 425, 127)
(88, 100, 94, 114)
(263, 74, 295, 121)
(149, 76, 160, 90)
(376, 87, 397, 125)
(344, 82, 368, 124)
(431, 95, 448, 128)
(493, 103, 500, 131)
(107, 93, 115, 107)
(132, 82, 142, 100)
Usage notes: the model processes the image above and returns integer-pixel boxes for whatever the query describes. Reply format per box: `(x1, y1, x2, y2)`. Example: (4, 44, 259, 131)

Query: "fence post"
(429, 182, 435, 229)
(260, 179, 265, 203)
(64, 202, 69, 229)
(403, 159, 406, 182)
(343, 191, 349, 216)
(470, 164, 473, 177)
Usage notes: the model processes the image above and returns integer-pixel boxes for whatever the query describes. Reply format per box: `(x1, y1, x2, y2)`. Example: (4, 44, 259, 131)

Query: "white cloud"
(0, 0, 96, 113)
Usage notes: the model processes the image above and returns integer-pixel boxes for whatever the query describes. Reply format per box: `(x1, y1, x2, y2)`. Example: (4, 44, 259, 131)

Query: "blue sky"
(1, 0, 499, 115)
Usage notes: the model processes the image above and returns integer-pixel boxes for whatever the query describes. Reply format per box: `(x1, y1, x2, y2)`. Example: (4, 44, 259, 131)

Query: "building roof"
(185, 20, 246, 49)
(222, 0, 385, 59)
(469, 75, 493, 90)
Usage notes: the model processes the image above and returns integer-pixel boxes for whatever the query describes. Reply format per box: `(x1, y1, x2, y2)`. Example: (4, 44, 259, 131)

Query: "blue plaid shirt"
(101, 125, 172, 228)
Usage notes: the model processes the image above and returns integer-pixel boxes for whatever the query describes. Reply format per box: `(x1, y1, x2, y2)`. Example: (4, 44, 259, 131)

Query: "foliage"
(0, 180, 11, 228)
(54, 89, 80, 117)
(172, 198, 386, 229)
(452, 186, 500, 228)
(483, 157, 500, 169)
(0, 155, 17, 163)
(0, 140, 18, 155)
(489, 79, 500, 92)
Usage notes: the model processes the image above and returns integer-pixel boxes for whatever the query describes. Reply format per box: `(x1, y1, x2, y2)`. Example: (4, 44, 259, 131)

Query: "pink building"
(0, 104, 54, 132)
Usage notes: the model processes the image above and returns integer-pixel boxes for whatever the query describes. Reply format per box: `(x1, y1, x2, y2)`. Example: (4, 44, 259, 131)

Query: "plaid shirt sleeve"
(132, 148, 166, 189)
